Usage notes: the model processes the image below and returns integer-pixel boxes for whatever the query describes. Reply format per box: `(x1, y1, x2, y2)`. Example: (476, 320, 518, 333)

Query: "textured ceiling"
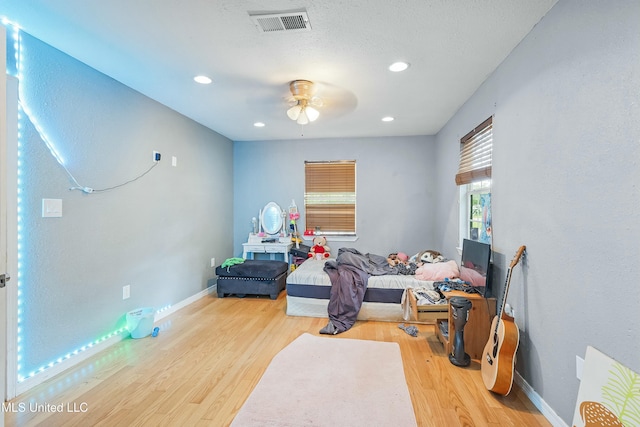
(1, 0, 557, 141)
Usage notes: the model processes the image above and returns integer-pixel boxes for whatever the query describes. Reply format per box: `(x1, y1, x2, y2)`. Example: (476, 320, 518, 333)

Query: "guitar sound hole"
(492, 334, 499, 358)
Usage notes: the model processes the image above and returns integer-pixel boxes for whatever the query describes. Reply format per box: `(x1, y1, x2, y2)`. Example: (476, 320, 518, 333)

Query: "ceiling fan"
(286, 80, 324, 125)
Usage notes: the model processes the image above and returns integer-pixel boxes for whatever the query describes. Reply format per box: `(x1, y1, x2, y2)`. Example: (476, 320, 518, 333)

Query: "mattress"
(286, 259, 432, 321)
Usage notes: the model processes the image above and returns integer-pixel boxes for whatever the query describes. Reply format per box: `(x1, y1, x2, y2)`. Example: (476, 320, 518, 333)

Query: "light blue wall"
(434, 0, 640, 423)
(16, 32, 234, 376)
(233, 136, 439, 259)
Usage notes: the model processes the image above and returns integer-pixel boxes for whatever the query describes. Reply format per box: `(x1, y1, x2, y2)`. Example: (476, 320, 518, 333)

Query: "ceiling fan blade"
(309, 96, 324, 108)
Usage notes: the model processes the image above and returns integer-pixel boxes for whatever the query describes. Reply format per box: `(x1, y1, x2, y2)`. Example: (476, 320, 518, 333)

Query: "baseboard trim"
(154, 286, 214, 322)
(14, 286, 215, 397)
(515, 372, 568, 427)
(15, 331, 129, 396)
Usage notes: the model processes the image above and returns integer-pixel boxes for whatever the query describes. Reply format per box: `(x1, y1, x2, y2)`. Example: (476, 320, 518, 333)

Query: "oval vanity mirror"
(261, 202, 283, 236)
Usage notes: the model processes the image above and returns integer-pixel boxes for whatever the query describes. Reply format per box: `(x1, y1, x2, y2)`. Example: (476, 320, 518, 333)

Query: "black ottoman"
(216, 260, 288, 300)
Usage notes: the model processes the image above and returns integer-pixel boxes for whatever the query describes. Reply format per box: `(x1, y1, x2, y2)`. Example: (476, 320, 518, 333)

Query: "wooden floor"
(6, 292, 551, 427)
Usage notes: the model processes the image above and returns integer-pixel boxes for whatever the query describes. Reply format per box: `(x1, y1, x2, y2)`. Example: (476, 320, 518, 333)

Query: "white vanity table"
(242, 241, 292, 262)
(243, 201, 292, 262)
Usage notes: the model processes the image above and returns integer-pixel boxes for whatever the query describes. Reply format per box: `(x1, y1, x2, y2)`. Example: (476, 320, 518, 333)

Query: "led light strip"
(18, 328, 129, 382)
(3, 19, 173, 383)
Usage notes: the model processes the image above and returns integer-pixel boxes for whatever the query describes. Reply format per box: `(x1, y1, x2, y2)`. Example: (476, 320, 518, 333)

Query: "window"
(456, 117, 492, 245)
(459, 180, 491, 243)
(304, 160, 356, 235)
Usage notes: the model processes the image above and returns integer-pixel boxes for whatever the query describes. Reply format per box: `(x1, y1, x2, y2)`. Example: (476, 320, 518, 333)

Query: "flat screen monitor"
(459, 239, 492, 297)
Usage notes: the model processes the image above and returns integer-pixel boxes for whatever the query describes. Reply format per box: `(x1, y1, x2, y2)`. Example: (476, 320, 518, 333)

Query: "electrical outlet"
(576, 355, 584, 380)
(211, 257, 216, 268)
(153, 151, 161, 162)
(123, 285, 130, 300)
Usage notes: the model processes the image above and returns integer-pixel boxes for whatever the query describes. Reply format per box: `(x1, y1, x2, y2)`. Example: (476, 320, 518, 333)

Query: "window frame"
(459, 180, 491, 247)
(456, 117, 493, 247)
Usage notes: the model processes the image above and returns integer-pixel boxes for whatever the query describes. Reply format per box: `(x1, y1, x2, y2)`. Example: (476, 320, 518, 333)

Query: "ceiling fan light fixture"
(287, 104, 302, 120)
(287, 80, 321, 125)
(305, 106, 319, 122)
(296, 110, 310, 125)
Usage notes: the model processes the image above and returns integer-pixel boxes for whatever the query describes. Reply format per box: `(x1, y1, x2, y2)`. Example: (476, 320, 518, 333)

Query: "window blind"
(455, 116, 493, 185)
(304, 160, 356, 234)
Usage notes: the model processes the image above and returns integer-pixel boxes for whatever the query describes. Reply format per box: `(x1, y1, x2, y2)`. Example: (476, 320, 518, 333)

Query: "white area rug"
(231, 333, 417, 427)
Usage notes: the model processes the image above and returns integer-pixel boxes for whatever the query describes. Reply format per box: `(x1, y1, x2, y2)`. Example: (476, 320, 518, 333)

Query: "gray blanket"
(331, 247, 394, 276)
(320, 248, 394, 334)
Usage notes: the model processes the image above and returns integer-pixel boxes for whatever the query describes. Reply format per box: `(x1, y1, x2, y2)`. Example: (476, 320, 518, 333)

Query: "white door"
(1, 24, 9, 427)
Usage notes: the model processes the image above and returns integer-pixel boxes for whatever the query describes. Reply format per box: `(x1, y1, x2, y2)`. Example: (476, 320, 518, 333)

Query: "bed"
(286, 256, 446, 322)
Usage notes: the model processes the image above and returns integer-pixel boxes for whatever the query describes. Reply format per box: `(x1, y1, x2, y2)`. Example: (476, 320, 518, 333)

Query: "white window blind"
(455, 116, 493, 185)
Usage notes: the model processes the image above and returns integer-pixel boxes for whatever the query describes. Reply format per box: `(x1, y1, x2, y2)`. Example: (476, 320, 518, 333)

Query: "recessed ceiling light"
(382, 116, 395, 122)
(193, 75, 212, 84)
(253, 122, 265, 127)
(388, 62, 409, 72)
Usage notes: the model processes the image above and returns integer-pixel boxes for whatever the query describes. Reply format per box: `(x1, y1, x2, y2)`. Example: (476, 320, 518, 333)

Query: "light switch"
(172, 156, 177, 167)
(42, 198, 62, 218)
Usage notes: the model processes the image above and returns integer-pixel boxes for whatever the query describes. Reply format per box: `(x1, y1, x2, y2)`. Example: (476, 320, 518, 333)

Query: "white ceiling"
(1, 0, 557, 142)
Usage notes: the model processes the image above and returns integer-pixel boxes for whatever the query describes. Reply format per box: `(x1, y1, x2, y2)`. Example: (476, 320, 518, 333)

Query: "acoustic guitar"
(481, 245, 526, 396)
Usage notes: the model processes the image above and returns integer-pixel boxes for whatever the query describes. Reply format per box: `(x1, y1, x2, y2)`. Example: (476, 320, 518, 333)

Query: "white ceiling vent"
(249, 11, 311, 33)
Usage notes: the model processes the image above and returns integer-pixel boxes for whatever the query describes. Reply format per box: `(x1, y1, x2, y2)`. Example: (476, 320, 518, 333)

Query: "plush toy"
(410, 249, 445, 266)
(308, 236, 331, 260)
(419, 250, 444, 264)
(389, 252, 418, 274)
(387, 253, 400, 266)
(387, 252, 409, 267)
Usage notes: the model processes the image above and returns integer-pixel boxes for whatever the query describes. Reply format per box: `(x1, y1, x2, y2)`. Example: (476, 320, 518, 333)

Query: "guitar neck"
(500, 270, 513, 315)
(495, 246, 526, 325)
